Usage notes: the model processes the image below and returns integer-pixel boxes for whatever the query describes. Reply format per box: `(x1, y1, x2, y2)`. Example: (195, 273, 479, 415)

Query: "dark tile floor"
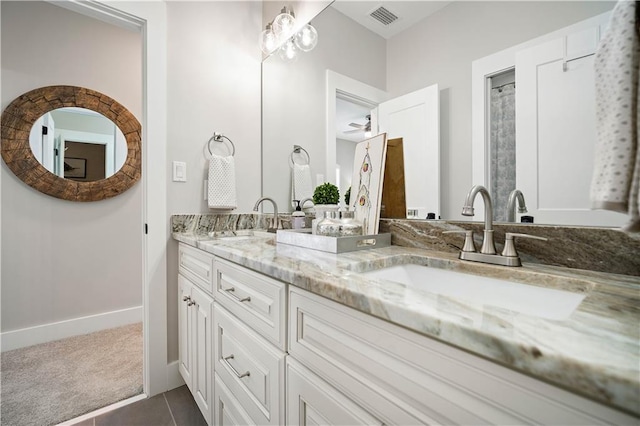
(75, 385, 207, 426)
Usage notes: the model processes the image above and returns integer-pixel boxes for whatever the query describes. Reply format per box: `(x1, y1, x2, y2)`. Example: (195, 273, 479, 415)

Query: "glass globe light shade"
(260, 24, 277, 55)
(278, 38, 298, 62)
(273, 8, 296, 40)
(294, 23, 318, 52)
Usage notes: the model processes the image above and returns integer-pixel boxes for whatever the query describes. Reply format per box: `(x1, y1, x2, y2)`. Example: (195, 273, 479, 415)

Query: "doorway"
(0, 0, 169, 423)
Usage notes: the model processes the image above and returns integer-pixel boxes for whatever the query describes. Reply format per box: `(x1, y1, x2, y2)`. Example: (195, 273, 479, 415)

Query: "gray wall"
(386, 1, 616, 219)
(1, 1, 142, 331)
(262, 5, 387, 211)
(166, 1, 263, 362)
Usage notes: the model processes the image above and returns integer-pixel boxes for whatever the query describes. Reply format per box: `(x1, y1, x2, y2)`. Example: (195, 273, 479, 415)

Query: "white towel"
(208, 154, 237, 210)
(590, 0, 640, 232)
(291, 163, 313, 203)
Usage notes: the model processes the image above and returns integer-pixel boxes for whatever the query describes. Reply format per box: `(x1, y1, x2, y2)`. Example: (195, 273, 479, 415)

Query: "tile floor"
(74, 385, 206, 426)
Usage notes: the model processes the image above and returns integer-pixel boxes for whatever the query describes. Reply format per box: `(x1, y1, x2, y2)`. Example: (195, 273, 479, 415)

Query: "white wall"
(386, 1, 616, 220)
(1, 2, 142, 333)
(165, 1, 262, 362)
(262, 5, 386, 211)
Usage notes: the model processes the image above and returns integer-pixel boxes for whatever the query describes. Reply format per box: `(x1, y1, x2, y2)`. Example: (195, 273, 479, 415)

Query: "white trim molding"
(1, 306, 143, 352)
(325, 70, 387, 185)
(167, 360, 186, 391)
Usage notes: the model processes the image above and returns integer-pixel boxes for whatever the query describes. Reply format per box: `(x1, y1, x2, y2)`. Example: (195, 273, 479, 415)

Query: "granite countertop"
(172, 230, 640, 417)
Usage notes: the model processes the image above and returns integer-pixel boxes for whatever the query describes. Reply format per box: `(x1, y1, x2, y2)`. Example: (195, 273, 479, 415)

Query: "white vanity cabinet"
(178, 243, 214, 425)
(288, 287, 635, 426)
(176, 241, 635, 426)
(213, 258, 287, 426)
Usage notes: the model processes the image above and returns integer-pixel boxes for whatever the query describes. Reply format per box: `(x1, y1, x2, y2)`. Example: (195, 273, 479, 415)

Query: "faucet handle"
(443, 230, 477, 253)
(501, 233, 548, 257)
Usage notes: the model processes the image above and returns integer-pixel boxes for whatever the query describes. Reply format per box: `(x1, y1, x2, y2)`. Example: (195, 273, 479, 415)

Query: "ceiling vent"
(369, 6, 399, 26)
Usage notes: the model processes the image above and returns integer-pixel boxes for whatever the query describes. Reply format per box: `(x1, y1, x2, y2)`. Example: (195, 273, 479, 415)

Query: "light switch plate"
(173, 161, 187, 182)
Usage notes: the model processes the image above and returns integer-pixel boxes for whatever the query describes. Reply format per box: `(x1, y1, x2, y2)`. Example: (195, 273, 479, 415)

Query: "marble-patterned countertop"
(172, 230, 640, 417)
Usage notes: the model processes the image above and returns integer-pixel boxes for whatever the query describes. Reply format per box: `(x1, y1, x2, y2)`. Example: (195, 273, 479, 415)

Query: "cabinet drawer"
(179, 243, 214, 294)
(286, 358, 384, 426)
(289, 288, 633, 426)
(214, 373, 255, 426)
(214, 303, 286, 426)
(215, 258, 286, 350)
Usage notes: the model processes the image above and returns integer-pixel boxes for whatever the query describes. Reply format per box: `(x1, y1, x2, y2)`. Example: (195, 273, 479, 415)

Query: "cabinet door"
(286, 359, 383, 426)
(191, 285, 213, 425)
(178, 275, 193, 391)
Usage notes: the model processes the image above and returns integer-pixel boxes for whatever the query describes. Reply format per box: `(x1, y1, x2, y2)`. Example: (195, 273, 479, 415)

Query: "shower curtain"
(490, 83, 516, 222)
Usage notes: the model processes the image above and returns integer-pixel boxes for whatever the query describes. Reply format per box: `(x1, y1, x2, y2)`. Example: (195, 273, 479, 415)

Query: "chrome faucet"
(253, 197, 279, 233)
(449, 185, 547, 267)
(299, 197, 314, 209)
(507, 189, 528, 222)
(461, 184, 496, 254)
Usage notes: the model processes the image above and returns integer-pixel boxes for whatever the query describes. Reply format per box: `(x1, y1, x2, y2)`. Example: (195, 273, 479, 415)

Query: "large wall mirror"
(1, 85, 141, 202)
(262, 1, 619, 227)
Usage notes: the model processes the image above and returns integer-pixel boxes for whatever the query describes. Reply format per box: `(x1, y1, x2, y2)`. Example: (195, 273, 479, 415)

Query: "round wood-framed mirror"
(1, 85, 141, 201)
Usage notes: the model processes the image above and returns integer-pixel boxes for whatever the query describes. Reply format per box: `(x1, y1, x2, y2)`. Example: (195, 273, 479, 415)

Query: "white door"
(43, 114, 56, 174)
(377, 84, 440, 219)
(515, 19, 626, 226)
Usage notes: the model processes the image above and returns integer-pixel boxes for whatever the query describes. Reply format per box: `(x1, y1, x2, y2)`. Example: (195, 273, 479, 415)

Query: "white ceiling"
(331, 1, 451, 142)
(331, 1, 451, 40)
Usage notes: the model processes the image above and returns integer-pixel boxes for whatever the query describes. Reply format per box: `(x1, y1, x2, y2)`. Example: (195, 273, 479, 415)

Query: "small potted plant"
(313, 182, 340, 206)
(311, 182, 340, 234)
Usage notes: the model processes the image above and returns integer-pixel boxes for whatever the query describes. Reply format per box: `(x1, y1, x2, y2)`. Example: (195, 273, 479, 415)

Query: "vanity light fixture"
(294, 22, 318, 52)
(272, 6, 296, 40)
(279, 38, 299, 62)
(262, 6, 318, 61)
(259, 22, 277, 55)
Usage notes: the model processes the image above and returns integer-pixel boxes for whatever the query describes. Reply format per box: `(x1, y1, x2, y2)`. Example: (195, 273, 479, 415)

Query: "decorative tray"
(276, 229, 391, 254)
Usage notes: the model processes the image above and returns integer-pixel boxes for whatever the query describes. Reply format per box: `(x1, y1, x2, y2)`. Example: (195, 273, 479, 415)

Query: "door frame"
(325, 70, 387, 185)
(49, 0, 169, 397)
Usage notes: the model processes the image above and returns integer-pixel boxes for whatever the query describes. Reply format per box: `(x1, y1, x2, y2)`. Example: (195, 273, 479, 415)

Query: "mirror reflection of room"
(29, 107, 126, 182)
(262, 1, 618, 227)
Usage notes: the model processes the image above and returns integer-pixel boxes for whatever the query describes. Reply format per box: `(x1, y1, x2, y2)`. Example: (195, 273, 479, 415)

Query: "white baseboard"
(167, 359, 186, 390)
(1, 306, 143, 352)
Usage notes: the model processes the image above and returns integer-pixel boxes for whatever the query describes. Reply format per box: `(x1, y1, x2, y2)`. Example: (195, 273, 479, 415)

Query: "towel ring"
(207, 133, 235, 157)
(289, 145, 310, 167)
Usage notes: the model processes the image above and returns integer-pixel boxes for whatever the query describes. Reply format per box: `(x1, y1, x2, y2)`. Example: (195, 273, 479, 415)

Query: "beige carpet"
(1, 322, 143, 426)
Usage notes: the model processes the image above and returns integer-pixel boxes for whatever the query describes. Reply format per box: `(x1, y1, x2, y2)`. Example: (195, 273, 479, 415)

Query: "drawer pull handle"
(223, 287, 251, 303)
(223, 355, 250, 378)
(182, 296, 191, 302)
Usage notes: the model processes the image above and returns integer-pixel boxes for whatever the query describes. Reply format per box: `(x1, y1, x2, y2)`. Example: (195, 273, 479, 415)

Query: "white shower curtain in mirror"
(490, 83, 516, 222)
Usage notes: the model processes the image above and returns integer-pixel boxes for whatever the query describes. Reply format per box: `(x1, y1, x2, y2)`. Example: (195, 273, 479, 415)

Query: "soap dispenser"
(292, 200, 306, 229)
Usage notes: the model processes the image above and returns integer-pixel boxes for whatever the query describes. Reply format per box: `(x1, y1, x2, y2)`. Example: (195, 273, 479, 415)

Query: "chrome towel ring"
(290, 145, 310, 167)
(207, 133, 236, 157)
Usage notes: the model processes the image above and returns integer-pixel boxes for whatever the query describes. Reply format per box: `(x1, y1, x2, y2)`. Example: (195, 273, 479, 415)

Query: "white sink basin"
(361, 264, 586, 320)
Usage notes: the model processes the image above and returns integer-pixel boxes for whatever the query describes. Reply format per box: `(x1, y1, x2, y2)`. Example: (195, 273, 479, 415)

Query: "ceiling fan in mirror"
(344, 114, 371, 135)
